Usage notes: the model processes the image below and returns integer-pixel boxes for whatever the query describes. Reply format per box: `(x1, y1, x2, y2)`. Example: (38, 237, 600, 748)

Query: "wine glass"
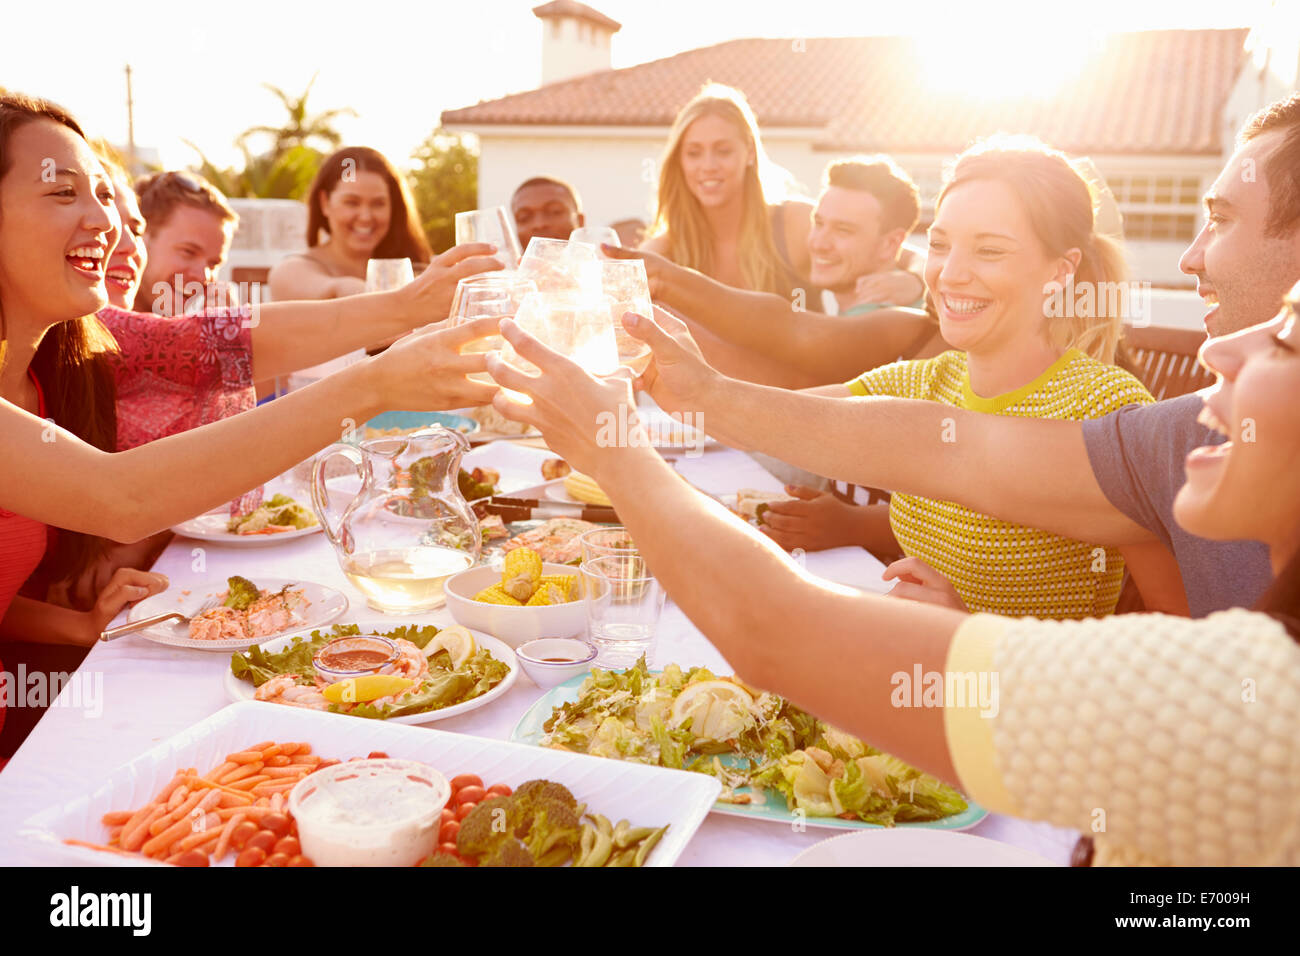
(455, 207, 523, 268)
(496, 291, 619, 402)
(450, 272, 537, 384)
(365, 258, 414, 293)
(600, 259, 654, 375)
(569, 226, 621, 251)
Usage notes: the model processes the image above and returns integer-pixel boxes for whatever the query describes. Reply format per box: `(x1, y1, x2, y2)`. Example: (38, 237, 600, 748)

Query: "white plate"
(126, 579, 349, 651)
(544, 483, 581, 504)
(19, 700, 719, 866)
(223, 620, 518, 724)
(170, 511, 323, 546)
(790, 829, 1059, 867)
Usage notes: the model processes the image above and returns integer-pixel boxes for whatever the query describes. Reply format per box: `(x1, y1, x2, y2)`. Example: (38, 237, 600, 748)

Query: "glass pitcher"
(311, 426, 480, 613)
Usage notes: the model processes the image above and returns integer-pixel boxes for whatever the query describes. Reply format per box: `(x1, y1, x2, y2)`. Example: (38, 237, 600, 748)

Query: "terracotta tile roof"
(443, 29, 1249, 155)
(532, 0, 621, 32)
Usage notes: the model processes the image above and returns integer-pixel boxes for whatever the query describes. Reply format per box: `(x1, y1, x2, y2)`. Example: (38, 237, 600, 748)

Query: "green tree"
(408, 128, 478, 253)
(184, 74, 354, 200)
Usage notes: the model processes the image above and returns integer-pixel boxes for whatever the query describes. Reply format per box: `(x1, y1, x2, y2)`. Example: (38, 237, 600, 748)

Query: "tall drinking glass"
(582, 554, 665, 669)
(569, 226, 621, 249)
(600, 259, 654, 375)
(579, 526, 636, 564)
(455, 207, 523, 268)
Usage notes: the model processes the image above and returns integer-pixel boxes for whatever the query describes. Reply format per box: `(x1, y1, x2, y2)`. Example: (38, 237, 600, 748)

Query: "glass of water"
(365, 258, 414, 293)
(582, 554, 665, 670)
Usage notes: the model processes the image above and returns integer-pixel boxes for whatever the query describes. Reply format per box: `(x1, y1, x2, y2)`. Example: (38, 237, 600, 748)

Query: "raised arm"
(604, 245, 934, 382)
(251, 243, 501, 380)
(0, 318, 500, 544)
(630, 307, 1153, 546)
(485, 326, 963, 783)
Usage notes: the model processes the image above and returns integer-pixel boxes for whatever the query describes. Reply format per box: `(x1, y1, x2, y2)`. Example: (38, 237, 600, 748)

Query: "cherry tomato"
(486, 784, 512, 798)
(439, 820, 460, 844)
(438, 842, 459, 857)
(261, 813, 291, 837)
(450, 774, 482, 792)
(456, 802, 477, 821)
(368, 751, 389, 759)
(235, 846, 267, 868)
(286, 855, 315, 867)
(454, 785, 486, 806)
(246, 831, 277, 854)
(273, 836, 300, 857)
(230, 821, 259, 851)
(174, 849, 209, 867)
(441, 808, 455, 825)
(264, 852, 290, 867)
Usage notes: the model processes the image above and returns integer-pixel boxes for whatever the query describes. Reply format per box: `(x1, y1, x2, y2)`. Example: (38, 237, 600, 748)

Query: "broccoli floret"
(223, 576, 261, 611)
(521, 798, 582, 859)
(456, 796, 521, 859)
(419, 852, 466, 867)
(512, 779, 578, 811)
(479, 837, 535, 867)
(265, 493, 294, 508)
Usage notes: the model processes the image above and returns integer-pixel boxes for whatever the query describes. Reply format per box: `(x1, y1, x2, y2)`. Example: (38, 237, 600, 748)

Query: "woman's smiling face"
(105, 180, 147, 309)
(0, 118, 119, 325)
(1175, 305, 1300, 566)
(925, 178, 1075, 356)
(320, 170, 391, 258)
(679, 113, 751, 210)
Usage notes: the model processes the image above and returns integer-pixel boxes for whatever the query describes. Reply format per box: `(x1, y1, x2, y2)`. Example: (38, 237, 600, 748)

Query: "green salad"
(227, 493, 318, 534)
(231, 623, 509, 720)
(541, 658, 967, 826)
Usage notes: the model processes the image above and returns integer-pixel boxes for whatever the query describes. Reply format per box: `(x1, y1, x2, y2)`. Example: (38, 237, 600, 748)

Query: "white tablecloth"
(0, 441, 1079, 866)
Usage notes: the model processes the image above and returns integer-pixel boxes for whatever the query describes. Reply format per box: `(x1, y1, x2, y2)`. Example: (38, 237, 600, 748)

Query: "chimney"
(533, 0, 621, 86)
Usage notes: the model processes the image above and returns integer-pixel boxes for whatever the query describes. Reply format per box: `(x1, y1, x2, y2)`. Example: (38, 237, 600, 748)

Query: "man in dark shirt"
(629, 94, 1300, 616)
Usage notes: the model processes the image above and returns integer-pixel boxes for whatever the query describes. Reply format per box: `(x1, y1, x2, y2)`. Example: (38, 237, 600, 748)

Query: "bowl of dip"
(514, 638, 597, 689)
(313, 635, 400, 684)
(288, 758, 450, 867)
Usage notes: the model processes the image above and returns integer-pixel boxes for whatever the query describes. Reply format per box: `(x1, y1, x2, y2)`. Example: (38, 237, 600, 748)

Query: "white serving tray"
(19, 701, 719, 867)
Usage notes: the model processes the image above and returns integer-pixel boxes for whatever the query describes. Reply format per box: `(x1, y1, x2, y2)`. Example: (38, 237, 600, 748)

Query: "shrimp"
(384, 639, 429, 683)
(254, 675, 329, 711)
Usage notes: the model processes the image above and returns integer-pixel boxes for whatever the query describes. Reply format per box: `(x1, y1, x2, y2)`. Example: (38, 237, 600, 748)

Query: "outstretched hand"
(404, 242, 504, 322)
(372, 315, 502, 412)
(484, 320, 644, 477)
(622, 305, 719, 417)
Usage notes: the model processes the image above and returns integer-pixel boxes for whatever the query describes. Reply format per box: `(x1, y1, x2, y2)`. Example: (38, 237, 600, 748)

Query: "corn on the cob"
(526, 583, 568, 606)
(473, 583, 524, 606)
(501, 546, 543, 601)
(539, 574, 577, 600)
(564, 472, 612, 507)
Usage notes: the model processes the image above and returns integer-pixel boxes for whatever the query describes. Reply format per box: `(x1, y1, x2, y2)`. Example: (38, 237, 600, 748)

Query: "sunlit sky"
(2, 0, 1282, 173)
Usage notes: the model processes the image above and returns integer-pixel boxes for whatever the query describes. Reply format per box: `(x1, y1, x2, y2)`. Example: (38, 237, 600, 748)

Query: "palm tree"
(237, 73, 356, 161)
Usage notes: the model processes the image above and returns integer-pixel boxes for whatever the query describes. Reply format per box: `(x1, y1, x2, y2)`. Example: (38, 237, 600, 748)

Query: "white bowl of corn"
(443, 549, 588, 648)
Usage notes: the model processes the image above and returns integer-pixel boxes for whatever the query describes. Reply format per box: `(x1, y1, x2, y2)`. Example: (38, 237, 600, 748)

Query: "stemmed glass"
(455, 207, 523, 268)
(365, 258, 414, 293)
(450, 273, 537, 384)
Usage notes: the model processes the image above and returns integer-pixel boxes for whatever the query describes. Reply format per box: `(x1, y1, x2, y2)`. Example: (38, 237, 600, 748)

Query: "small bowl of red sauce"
(313, 635, 400, 684)
(515, 637, 597, 689)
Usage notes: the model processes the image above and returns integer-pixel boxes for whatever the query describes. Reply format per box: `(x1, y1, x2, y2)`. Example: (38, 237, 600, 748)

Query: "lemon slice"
(422, 625, 476, 667)
(322, 674, 415, 704)
(669, 680, 755, 741)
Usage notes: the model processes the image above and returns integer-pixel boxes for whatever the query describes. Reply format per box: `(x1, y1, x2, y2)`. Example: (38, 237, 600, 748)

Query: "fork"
(99, 594, 226, 642)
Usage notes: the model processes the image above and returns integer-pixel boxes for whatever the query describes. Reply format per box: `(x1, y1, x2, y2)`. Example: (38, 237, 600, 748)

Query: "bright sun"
(918, 27, 1107, 100)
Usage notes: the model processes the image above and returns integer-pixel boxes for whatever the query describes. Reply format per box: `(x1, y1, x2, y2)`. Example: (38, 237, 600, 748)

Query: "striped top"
(847, 349, 1154, 618)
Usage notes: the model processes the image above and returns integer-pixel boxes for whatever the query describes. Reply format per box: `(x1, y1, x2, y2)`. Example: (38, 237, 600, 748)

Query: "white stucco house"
(443, 2, 1300, 314)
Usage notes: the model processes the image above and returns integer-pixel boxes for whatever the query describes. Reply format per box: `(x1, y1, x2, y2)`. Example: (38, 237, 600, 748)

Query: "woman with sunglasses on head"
(269, 146, 432, 302)
(0, 95, 498, 742)
(484, 288, 1300, 865)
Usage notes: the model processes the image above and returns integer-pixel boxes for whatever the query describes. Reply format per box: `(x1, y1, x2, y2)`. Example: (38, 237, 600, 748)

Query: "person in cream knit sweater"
(482, 291, 1300, 866)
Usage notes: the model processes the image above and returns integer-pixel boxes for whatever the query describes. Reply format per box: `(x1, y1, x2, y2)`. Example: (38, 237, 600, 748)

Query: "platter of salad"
(511, 659, 985, 831)
(225, 620, 517, 724)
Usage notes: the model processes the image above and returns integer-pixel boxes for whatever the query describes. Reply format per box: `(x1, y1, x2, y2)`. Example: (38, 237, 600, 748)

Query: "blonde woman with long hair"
(642, 84, 814, 297)
(752, 136, 1183, 618)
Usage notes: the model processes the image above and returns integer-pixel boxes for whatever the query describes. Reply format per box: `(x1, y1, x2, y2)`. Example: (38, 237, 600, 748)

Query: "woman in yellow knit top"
(483, 284, 1300, 866)
(770, 137, 1158, 618)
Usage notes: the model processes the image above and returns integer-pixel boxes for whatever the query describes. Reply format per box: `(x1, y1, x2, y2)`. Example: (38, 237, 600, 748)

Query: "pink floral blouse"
(97, 306, 255, 451)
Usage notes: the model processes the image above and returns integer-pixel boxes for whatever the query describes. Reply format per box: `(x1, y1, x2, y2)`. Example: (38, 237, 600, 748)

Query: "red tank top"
(0, 372, 50, 734)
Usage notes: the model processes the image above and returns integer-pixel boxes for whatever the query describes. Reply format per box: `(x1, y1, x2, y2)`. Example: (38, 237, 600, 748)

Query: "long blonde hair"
(935, 135, 1129, 364)
(648, 84, 791, 296)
